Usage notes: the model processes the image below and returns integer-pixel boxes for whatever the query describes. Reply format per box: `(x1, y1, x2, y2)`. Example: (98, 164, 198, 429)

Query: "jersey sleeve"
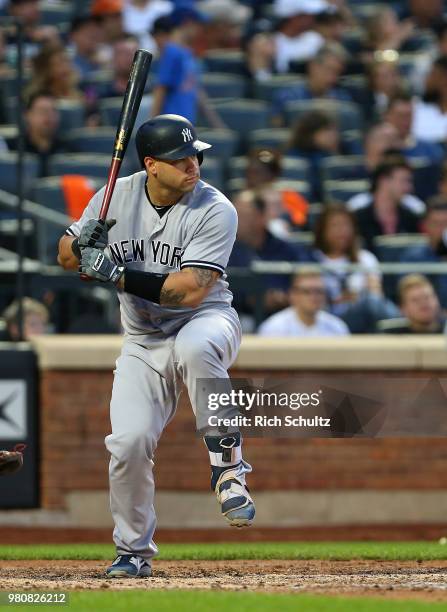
(180, 203, 238, 275)
(64, 186, 105, 237)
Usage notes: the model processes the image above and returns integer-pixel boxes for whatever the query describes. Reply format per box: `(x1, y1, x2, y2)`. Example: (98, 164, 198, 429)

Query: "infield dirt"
(1, 560, 447, 601)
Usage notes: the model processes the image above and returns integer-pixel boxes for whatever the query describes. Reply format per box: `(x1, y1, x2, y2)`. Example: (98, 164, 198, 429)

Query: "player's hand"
(79, 218, 116, 251)
(79, 247, 124, 285)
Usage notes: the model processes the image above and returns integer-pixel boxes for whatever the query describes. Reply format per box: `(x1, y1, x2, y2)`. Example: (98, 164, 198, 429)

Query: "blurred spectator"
(384, 92, 444, 199)
(150, 14, 174, 56)
(91, 0, 125, 47)
(362, 7, 414, 59)
(272, 44, 351, 126)
(348, 158, 424, 254)
(386, 92, 444, 164)
(150, 6, 224, 126)
(122, 0, 173, 52)
(439, 160, 447, 197)
(25, 43, 84, 103)
(364, 122, 400, 172)
(313, 8, 346, 45)
(69, 15, 103, 79)
(382, 274, 445, 333)
(364, 59, 404, 122)
(6, 0, 60, 60)
(101, 34, 140, 97)
(228, 190, 311, 319)
(258, 268, 350, 337)
(401, 197, 447, 308)
(286, 110, 341, 202)
(312, 204, 399, 333)
(197, 0, 252, 52)
(0, 28, 13, 78)
(244, 148, 309, 232)
(409, 0, 443, 29)
(1, 297, 50, 341)
(243, 30, 276, 84)
(413, 56, 447, 143)
(7, 93, 66, 177)
(273, 0, 334, 72)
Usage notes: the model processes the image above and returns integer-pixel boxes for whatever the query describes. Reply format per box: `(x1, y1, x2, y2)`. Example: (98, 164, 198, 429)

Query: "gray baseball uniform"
(66, 170, 251, 560)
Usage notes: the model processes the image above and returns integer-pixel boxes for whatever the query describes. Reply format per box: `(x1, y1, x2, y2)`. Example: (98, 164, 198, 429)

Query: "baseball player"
(57, 114, 255, 578)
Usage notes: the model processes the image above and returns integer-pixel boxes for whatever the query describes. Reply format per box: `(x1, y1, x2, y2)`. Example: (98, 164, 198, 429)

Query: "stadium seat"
(227, 157, 247, 180)
(64, 127, 117, 154)
(40, 1, 74, 25)
(203, 50, 245, 75)
(199, 157, 224, 191)
(211, 100, 270, 149)
(407, 156, 440, 200)
(196, 128, 239, 160)
(373, 233, 429, 300)
(253, 75, 304, 102)
(99, 95, 151, 130)
(56, 100, 86, 133)
(281, 157, 310, 181)
(341, 130, 364, 154)
(284, 99, 364, 133)
(201, 73, 247, 99)
(321, 156, 368, 182)
(285, 231, 314, 246)
(273, 179, 312, 202)
(228, 156, 308, 184)
(0, 152, 39, 196)
(373, 234, 429, 262)
(32, 176, 103, 215)
(47, 153, 131, 181)
(79, 71, 116, 98)
(323, 179, 370, 203)
(248, 128, 290, 150)
(225, 177, 311, 202)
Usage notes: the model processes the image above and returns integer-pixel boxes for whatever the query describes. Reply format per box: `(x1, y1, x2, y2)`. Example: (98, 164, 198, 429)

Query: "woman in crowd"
(312, 203, 400, 332)
(25, 43, 84, 103)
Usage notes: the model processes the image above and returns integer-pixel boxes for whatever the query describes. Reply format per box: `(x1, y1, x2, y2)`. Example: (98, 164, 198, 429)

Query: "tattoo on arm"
(190, 267, 219, 288)
(160, 287, 186, 307)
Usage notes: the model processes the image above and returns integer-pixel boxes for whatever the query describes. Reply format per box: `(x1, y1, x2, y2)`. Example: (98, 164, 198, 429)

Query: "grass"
(4, 591, 447, 612)
(1, 541, 447, 561)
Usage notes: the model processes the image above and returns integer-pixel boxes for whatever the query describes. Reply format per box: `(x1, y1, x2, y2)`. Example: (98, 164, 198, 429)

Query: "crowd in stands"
(2, 0, 447, 337)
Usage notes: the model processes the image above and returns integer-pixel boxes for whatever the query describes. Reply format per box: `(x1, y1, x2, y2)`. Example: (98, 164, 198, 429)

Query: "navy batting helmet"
(135, 114, 212, 167)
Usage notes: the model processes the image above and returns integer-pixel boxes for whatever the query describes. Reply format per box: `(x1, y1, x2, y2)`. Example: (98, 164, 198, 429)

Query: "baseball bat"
(80, 49, 152, 281)
(99, 48, 153, 220)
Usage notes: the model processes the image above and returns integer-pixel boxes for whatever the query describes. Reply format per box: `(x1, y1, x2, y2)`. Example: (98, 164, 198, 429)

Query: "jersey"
(66, 171, 238, 337)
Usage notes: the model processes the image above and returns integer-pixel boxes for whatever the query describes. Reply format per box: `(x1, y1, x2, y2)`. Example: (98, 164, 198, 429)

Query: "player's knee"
(175, 334, 219, 366)
(105, 430, 157, 463)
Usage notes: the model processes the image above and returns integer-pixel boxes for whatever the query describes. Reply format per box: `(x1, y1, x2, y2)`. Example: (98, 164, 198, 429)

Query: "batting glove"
(79, 247, 124, 285)
(78, 218, 116, 250)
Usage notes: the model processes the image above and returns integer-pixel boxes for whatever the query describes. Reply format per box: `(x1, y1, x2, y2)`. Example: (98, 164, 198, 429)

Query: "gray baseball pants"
(104, 307, 250, 561)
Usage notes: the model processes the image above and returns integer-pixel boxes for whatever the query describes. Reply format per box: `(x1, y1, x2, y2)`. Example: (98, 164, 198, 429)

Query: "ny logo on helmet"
(181, 128, 193, 143)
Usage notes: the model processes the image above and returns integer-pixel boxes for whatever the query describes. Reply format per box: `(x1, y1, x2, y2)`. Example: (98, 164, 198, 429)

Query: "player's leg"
(105, 338, 177, 574)
(173, 307, 255, 527)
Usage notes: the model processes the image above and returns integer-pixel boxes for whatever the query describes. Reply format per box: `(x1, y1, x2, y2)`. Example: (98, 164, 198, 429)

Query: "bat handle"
(99, 158, 122, 220)
(80, 159, 122, 281)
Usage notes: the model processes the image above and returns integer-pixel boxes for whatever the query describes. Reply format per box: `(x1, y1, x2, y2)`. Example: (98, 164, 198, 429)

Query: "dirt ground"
(1, 560, 447, 601)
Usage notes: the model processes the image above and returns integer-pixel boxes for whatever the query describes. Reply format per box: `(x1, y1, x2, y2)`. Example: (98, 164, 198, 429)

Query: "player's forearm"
(117, 267, 218, 308)
(57, 235, 80, 270)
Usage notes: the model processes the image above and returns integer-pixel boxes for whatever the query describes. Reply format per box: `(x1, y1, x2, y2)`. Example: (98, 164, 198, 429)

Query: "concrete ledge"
(30, 334, 447, 370)
(2, 490, 447, 528)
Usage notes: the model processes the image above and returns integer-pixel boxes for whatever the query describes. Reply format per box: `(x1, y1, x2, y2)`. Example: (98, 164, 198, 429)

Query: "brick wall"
(40, 368, 447, 510)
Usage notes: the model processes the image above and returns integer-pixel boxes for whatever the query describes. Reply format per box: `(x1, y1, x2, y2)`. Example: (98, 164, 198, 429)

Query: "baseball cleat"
(106, 554, 151, 578)
(215, 468, 255, 528)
